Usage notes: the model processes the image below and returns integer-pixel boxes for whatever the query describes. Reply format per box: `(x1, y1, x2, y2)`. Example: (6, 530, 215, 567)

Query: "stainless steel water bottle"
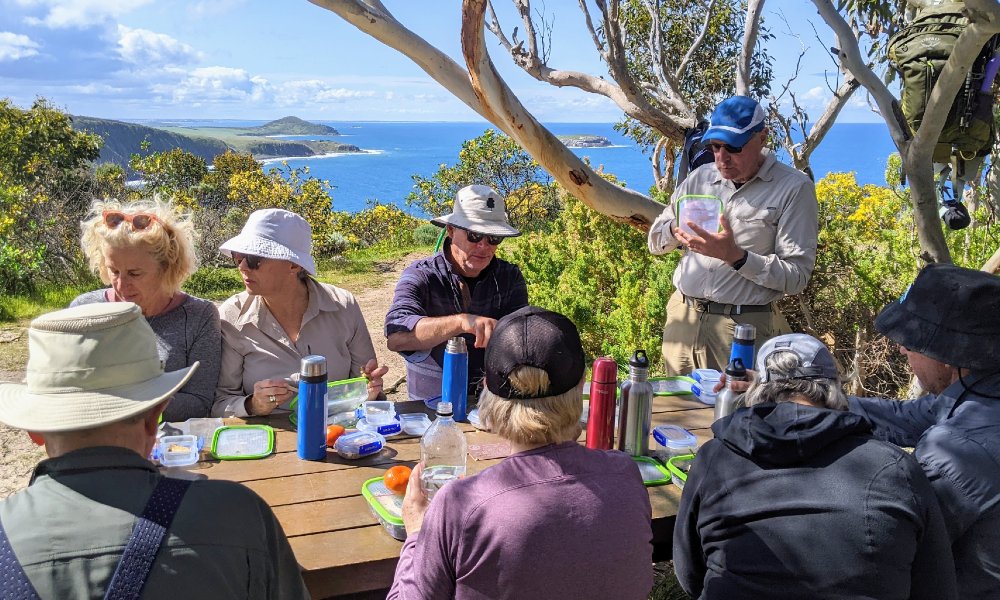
(586, 357, 617, 450)
(443, 337, 469, 422)
(729, 324, 756, 370)
(297, 355, 328, 461)
(714, 358, 748, 421)
(616, 350, 654, 457)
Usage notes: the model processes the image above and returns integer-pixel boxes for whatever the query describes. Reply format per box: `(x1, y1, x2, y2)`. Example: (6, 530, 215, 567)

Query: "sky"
(0, 0, 883, 123)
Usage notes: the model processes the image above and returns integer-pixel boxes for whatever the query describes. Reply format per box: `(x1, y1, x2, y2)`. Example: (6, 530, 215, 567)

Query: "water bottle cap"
(725, 358, 747, 377)
(436, 401, 454, 417)
(629, 350, 649, 369)
(733, 324, 756, 342)
(446, 337, 468, 353)
(300, 355, 327, 377)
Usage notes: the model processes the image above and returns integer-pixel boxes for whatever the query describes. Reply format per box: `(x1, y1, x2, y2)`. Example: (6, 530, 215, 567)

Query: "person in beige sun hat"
(0, 302, 309, 599)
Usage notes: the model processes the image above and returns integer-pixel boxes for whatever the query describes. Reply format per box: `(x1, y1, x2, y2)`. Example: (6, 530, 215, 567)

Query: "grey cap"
(756, 334, 838, 383)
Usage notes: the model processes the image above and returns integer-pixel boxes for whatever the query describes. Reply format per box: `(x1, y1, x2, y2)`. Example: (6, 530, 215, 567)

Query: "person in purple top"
(388, 306, 654, 600)
(385, 185, 528, 405)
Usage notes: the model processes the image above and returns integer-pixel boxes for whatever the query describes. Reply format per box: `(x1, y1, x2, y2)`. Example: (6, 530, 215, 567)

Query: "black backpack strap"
(103, 476, 192, 600)
(0, 515, 42, 600)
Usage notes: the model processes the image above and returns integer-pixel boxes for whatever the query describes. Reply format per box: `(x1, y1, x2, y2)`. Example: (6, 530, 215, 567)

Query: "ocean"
(138, 120, 897, 214)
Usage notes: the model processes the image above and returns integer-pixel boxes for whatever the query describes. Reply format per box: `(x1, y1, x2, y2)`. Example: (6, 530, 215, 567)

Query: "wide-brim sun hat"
(0, 303, 198, 433)
(875, 263, 1000, 371)
(703, 96, 766, 149)
(430, 184, 521, 238)
(220, 208, 317, 275)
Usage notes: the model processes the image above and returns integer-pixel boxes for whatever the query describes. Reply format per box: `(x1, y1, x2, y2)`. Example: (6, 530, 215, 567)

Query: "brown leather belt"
(682, 295, 771, 316)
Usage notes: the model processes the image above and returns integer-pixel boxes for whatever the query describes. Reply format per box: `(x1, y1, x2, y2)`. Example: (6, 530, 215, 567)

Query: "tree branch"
(676, 0, 719, 79)
(801, 75, 860, 165)
(737, 0, 766, 96)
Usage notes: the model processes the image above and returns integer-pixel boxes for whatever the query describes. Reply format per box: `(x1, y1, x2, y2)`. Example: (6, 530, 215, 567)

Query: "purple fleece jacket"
(388, 441, 654, 600)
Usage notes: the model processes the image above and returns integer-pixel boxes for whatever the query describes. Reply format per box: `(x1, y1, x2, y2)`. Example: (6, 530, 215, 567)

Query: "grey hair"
(744, 350, 848, 411)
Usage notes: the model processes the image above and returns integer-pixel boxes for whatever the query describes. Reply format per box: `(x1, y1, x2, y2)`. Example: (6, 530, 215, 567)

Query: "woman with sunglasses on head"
(71, 198, 222, 421)
(213, 209, 388, 418)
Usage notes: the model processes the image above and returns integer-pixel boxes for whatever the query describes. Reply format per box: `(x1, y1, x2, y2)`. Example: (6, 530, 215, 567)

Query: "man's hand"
(362, 359, 389, 400)
(401, 463, 430, 535)
(460, 314, 497, 349)
(674, 214, 745, 264)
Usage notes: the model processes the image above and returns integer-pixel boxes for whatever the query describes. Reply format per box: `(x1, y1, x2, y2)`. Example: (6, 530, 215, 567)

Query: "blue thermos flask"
(297, 355, 328, 461)
(443, 337, 469, 422)
(729, 324, 756, 370)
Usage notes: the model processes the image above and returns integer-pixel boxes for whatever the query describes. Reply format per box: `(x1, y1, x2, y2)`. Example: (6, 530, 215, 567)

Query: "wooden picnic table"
(194, 395, 715, 599)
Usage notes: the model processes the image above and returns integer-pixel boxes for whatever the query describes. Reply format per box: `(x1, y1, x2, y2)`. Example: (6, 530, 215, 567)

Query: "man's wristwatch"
(731, 250, 749, 271)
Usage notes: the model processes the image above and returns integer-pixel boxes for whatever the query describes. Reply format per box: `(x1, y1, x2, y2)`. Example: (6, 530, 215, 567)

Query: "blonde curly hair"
(80, 197, 199, 294)
(478, 366, 584, 446)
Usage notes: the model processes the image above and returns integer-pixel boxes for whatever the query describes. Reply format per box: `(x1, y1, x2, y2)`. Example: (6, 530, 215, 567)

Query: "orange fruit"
(326, 424, 346, 446)
(383, 465, 412, 496)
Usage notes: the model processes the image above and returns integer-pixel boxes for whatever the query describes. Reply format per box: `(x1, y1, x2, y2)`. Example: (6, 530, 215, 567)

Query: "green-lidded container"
(666, 453, 696, 489)
(648, 375, 697, 396)
(289, 376, 368, 428)
(210, 425, 275, 460)
(361, 477, 407, 540)
(633, 456, 671, 487)
(675, 194, 723, 235)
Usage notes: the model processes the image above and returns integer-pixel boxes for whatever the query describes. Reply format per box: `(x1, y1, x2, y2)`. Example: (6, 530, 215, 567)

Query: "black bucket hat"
(484, 306, 585, 400)
(875, 263, 1000, 371)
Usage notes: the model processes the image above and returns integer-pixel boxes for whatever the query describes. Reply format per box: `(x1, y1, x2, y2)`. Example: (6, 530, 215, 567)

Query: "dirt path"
(0, 250, 428, 500)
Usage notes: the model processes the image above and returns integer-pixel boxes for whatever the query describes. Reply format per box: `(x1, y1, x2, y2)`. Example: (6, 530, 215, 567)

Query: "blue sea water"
(141, 120, 897, 214)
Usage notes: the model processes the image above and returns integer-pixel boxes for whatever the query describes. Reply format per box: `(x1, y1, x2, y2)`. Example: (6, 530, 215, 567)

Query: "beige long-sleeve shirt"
(214, 278, 377, 417)
(648, 151, 818, 306)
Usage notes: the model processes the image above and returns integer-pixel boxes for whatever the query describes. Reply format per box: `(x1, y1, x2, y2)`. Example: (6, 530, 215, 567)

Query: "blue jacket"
(674, 402, 957, 600)
(850, 373, 1000, 600)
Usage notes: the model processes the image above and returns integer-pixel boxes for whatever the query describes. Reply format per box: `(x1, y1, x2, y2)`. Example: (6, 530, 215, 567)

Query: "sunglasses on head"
(231, 252, 264, 270)
(707, 141, 745, 154)
(462, 229, 503, 246)
(103, 211, 158, 231)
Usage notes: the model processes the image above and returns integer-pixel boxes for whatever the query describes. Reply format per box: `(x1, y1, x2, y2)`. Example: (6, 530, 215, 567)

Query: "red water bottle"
(586, 357, 618, 450)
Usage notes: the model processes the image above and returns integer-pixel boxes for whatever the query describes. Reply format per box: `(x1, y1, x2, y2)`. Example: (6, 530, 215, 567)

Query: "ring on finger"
(268, 394, 277, 404)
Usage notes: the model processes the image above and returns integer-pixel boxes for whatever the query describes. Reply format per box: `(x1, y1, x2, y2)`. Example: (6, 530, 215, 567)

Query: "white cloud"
(25, 0, 153, 29)
(0, 32, 39, 61)
(117, 25, 201, 66)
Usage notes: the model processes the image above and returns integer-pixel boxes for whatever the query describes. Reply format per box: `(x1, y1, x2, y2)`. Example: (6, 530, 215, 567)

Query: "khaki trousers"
(661, 290, 791, 375)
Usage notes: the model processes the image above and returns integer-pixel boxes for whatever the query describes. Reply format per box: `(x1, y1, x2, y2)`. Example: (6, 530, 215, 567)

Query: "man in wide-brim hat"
(849, 263, 1000, 599)
(385, 184, 528, 407)
(0, 303, 308, 599)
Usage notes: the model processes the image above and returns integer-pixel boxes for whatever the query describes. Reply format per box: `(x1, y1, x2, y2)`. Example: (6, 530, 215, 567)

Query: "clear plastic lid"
(400, 413, 432, 436)
(356, 417, 403, 438)
(653, 425, 698, 448)
(691, 368, 722, 384)
(675, 194, 723, 236)
(157, 434, 199, 467)
(334, 430, 386, 459)
(211, 425, 274, 460)
(364, 401, 395, 426)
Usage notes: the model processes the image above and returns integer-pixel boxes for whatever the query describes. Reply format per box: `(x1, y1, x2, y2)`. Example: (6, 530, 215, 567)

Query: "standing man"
(849, 264, 1000, 599)
(648, 96, 818, 374)
(386, 185, 528, 405)
(0, 303, 309, 599)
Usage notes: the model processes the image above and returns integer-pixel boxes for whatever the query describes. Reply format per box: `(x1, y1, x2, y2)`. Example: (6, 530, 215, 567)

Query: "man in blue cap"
(850, 264, 1000, 599)
(648, 96, 818, 374)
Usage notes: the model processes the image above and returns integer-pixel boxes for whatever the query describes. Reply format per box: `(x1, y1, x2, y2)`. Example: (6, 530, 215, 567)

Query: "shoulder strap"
(103, 476, 192, 600)
(0, 515, 42, 600)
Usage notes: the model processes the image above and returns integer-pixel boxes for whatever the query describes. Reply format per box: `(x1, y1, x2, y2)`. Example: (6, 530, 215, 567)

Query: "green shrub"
(183, 267, 244, 301)
(412, 223, 441, 246)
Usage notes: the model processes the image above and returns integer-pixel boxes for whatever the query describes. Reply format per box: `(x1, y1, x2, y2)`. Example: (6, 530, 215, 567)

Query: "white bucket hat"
(220, 209, 317, 275)
(0, 303, 198, 433)
(430, 185, 521, 238)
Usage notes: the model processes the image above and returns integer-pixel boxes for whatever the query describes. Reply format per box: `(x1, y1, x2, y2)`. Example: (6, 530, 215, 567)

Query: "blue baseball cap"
(703, 96, 766, 148)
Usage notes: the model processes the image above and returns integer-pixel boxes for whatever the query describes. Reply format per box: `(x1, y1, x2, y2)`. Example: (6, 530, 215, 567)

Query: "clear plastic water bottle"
(420, 401, 467, 499)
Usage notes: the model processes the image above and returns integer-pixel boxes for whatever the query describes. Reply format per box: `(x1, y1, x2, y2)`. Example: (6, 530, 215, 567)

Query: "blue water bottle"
(729, 324, 756, 370)
(442, 337, 469, 422)
(297, 355, 328, 461)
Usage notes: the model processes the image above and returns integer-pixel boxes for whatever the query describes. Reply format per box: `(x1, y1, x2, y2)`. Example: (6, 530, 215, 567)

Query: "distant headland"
(558, 134, 612, 148)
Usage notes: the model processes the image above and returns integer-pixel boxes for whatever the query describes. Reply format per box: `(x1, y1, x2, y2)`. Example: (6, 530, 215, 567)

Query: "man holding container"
(648, 95, 818, 374)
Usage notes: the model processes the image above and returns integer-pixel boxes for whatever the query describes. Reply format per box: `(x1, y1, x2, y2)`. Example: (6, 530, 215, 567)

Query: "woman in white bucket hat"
(214, 209, 388, 417)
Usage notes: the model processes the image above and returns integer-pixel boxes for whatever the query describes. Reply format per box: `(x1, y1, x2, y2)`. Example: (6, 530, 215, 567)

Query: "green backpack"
(888, 2, 997, 164)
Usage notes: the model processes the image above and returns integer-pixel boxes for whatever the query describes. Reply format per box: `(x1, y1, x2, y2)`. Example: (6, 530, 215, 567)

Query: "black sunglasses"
(707, 141, 745, 154)
(462, 229, 503, 246)
(232, 252, 264, 270)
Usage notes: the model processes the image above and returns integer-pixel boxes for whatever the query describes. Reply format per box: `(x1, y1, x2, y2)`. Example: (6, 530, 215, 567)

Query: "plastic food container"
(649, 376, 697, 396)
(666, 453, 696, 489)
(467, 408, 488, 431)
(327, 376, 369, 416)
(652, 425, 698, 463)
(690, 383, 718, 406)
(334, 430, 386, 460)
(675, 194, 723, 236)
(356, 417, 403, 438)
(211, 425, 275, 460)
(633, 456, 671, 486)
(364, 401, 395, 426)
(691, 368, 722, 384)
(361, 477, 407, 540)
(399, 413, 432, 436)
(157, 435, 199, 467)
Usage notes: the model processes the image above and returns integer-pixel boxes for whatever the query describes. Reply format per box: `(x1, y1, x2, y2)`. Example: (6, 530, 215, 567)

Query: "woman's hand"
(362, 359, 389, 400)
(713, 370, 756, 394)
(246, 378, 297, 416)
(401, 463, 430, 535)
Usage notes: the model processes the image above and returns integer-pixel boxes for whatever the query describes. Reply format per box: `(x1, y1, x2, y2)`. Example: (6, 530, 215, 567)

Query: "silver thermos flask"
(714, 358, 748, 421)
(617, 350, 654, 457)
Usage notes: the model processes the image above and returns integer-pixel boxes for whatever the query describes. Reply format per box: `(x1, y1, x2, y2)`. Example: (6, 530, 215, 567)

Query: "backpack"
(888, 2, 999, 165)
(676, 120, 715, 185)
